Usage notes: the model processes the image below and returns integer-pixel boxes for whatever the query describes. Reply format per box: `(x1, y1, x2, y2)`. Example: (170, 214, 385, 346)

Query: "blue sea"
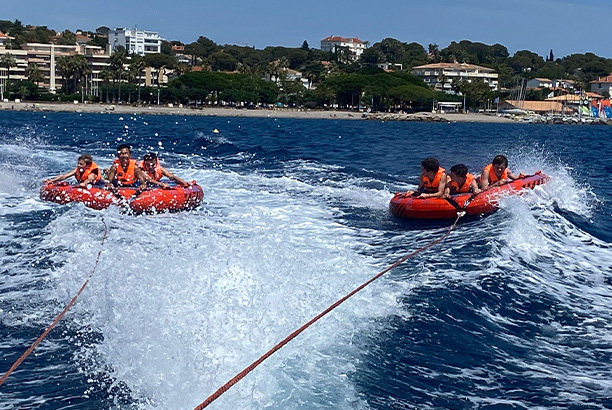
(1, 111, 611, 410)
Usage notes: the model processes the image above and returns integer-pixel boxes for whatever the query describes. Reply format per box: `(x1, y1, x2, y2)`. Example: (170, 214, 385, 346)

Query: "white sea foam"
(36, 165, 399, 409)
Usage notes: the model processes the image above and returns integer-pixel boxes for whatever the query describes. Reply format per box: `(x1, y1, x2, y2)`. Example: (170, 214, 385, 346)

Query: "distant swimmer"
(138, 152, 191, 189)
(444, 164, 481, 197)
(403, 157, 447, 199)
(44, 154, 102, 188)
(480, 155, 525, 190)
(106, 144, 146, 189)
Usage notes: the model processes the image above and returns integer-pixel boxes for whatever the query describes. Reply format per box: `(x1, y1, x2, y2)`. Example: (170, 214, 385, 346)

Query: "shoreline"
(0, 101, 518, 123)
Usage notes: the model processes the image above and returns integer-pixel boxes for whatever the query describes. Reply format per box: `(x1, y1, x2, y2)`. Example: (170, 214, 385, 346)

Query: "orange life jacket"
(422, 167, 446, 193)
(484, 163, 508, 184)
(113, 159, 137, 185)
(74, 162, 101, 184)
(138, 160, 163, 181)
(449, 173, 475, 194)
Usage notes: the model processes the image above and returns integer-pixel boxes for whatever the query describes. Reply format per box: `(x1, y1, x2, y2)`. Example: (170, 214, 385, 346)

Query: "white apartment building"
(320, 36, 367, 61)
(412, 62, 499, 93)
(109, 27, 163, 56)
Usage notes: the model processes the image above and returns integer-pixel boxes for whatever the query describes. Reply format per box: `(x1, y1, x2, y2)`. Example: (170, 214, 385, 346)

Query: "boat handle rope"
(0, 217, 109, 389)
(192, 212, 464, 410)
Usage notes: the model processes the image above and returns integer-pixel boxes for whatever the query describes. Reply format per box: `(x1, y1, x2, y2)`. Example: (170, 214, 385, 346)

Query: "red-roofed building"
(590, 74, 612, 96)
(320, 35, 367, 61)
(76, 33, 92, 45)
(0, 31, 14, 47)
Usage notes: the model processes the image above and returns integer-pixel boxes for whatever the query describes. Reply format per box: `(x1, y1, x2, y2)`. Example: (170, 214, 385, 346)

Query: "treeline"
(2, 19, 612, 109)
(166, 70, 457, 110)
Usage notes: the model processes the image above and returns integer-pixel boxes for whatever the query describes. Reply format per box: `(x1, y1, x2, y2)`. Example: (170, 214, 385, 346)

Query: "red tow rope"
(0, 217, 109, 388)
(193, 213, 464, 409)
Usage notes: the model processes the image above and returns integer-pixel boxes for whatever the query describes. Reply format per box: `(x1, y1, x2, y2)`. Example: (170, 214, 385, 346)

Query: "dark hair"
(492, 155, 508, 167)
(450, 164, 468, 177)
(421, 157, 439, 173)
(117, 143, 131, 153)
(143, 152, 158, 161)
(78, 154, 93, 165)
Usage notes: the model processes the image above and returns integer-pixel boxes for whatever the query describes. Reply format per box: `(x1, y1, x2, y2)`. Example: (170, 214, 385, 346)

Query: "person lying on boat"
(444, 164, 481, 197)
(402, 157, 447, 199)
(43, 154, 102, 188)
(105, 143, 147, 190)
(138, 152, 191, 189)
(480, 155, 525, 190)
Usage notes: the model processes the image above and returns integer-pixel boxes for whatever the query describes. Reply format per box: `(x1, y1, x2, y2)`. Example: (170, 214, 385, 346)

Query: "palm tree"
(100, 66, 113, 103)
(156, 65, 166, 104)
(1, 53, 17, 85)
(109, 49, 127, 102)
(126, 64, 139, 103)
(129, 57, 146, 102)
(301, 61, 324, 90)
(56, 55, 74, 93)
(26, 63, 44, 86)
(266, 61, 280, 83)
(71, 55, 90, 96)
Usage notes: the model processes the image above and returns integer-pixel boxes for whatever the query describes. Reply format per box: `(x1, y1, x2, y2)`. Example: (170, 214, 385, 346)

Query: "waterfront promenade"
(0, 101, 517, 123)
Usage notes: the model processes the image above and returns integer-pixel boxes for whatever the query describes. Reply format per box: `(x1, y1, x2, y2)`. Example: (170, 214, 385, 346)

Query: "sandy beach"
(0, 100, 517, 123)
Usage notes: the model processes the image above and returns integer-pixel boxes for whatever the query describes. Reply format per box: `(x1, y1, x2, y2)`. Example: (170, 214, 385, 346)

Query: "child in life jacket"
(403, 157, 447, 199)
(44, 154, 102, 188)
(480, 155, 524, 190)
(106, 143, 146, 189)
(138, 152, 191, 189)
(444, 164, 480, 197)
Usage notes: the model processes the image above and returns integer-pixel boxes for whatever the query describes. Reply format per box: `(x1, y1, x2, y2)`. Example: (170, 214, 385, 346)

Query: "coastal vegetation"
(1, 19, 612, 109)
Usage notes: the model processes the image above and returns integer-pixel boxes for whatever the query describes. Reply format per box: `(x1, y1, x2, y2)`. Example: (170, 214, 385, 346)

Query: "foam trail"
(45, 168, 399, 409)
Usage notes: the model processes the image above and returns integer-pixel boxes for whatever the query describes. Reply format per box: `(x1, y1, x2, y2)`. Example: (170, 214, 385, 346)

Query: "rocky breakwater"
(523, 115, 612, 126)
(365, 112, 450, 122)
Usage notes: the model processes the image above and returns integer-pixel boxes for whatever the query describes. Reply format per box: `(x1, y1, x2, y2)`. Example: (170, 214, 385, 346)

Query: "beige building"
(590, 73, 612, 96)
(412, 62, 499, 93)
(0, 41, 169, 99)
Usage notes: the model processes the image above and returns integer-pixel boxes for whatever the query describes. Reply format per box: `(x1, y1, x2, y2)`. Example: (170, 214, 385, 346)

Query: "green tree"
(0, 53, 17, 85)
(301, 61, 324, 89)
(379, 38, 406, 63)
(428, 43, 441, 62)
(71, 55, 90, 95)
(109, 48, 127, 102)
(142, 53, 177, 70)
(129, 56, 147, 102)
(56, 55, 74, 93)
(57, 30, 76, 45)
(100, 66, 113, 103)
(360, 47, 383, 65)
(388, 83, 437, 109)
(458, 79, 495, 109)
(197, 36, 219, 56)
(535, 61, 567, 80)
(209, 51, 238, 71)
(26, 62, 44, 86)
(161, 40, 173, 55)
(506, 50, 545, 74)
(440, 40, 508, 66)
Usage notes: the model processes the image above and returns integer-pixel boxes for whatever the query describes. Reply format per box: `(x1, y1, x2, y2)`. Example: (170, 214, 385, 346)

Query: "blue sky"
(5, 0, 611, 58)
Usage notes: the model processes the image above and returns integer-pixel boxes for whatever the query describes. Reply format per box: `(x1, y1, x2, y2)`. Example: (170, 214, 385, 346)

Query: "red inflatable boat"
(40, 181, 204, 213)
(389, 172, 549, 219)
